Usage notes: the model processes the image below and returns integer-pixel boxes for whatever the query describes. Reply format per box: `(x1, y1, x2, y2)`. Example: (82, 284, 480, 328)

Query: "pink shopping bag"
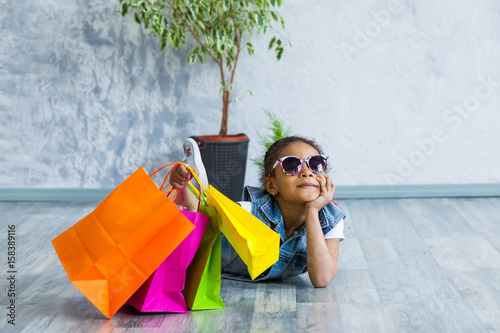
(127, 210, 208, 312)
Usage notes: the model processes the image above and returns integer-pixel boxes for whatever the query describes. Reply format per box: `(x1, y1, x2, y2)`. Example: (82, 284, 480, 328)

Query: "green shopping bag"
(182, 203, 225, 310)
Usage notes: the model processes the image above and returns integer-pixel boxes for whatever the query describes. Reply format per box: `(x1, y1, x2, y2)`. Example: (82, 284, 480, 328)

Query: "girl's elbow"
(312, 280, 330, 288)
(310, 271, 337, 288)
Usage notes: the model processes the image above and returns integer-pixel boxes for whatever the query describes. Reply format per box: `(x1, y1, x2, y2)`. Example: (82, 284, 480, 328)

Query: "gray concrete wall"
(1, 0, 499, 188)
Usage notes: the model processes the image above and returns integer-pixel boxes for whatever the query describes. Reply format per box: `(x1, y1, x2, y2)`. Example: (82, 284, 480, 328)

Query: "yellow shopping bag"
(204, 185, 279, 280)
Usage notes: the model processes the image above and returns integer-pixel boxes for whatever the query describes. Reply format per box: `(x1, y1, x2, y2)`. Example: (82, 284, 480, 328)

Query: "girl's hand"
(305, 173, 336, 212)
(169, 164, 198, 190)
(167, 164, 200, 212)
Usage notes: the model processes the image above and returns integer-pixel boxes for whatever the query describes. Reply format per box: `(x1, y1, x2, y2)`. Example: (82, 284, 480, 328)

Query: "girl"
(169, 136, 346, 288)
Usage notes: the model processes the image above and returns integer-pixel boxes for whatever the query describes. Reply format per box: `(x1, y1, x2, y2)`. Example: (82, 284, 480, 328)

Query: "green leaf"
(169, 27, 182, 49)
(152, 19, 163, 37)
(187, 2, 198, 21)
(204, 34, 212, 47)
(216, 28, 226, 52)
(168, 29, 176, 42)
(246, 42, 254, 56)
(254, 13, 264, 28)
(268, 36, 276, 50)
(186, 9, 195, 22)
(131, 0, 143, 6)
(173, 38, 181, 49)
(196, 20, 206, 32)
(227, 45, 235, 59)
(161, 21, 169, 38)
(276, 46, 283, 60)
(120, 2, 129, 16)
(199, 1, 210, 11)
(160, 39, 167, 50)
(187, 52, 198, 65)
(134, 12, 141, 24)
(142, 11, 150, 29)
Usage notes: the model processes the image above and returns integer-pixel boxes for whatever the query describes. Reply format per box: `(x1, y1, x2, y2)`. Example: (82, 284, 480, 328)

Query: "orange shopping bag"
(51, 165, 195, 318)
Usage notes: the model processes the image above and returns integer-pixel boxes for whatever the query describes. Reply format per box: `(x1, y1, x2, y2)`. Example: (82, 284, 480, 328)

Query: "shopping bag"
(51, 165, 195, 318)
(127, 209, 208, 312)
(205, 185, 280, 280)
(183, 203, 225, 310)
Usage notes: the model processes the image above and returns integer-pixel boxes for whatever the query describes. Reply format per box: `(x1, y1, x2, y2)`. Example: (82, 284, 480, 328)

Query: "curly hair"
(259, 136, 324, 189)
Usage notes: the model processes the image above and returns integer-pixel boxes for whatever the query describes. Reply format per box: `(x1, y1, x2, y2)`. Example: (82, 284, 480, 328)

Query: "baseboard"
(0, 184, 499, 201)
(334, 183, 500, 199)
(0, 188, 113, 202)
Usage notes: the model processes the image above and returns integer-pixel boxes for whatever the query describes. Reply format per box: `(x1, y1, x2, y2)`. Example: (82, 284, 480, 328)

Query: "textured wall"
(1, 0, 499, 189)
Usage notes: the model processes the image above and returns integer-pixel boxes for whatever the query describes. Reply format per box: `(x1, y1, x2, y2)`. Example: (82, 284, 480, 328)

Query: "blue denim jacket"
(221, 186, 346, 281)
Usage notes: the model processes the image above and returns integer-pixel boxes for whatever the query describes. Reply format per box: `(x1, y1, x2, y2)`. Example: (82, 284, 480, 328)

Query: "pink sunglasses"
(269, 155, 329, 177)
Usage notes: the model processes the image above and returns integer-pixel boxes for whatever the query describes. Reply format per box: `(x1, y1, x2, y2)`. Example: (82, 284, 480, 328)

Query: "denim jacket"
(221, 186, 346, 281)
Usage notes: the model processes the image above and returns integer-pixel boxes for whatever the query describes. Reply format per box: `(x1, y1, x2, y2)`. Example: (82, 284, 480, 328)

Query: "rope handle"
(185, 166, 208, 206)
(185, 166, 207, 192)
(149, 162, 205, 209)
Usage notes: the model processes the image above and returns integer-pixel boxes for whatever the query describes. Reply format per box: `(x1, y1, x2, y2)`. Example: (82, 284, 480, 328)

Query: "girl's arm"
(305, 208, 339, 287)
(305, 174, 339, 287)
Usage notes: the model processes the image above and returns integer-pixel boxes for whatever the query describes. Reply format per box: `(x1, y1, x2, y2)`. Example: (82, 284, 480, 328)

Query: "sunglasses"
(269, 155, 329, 177)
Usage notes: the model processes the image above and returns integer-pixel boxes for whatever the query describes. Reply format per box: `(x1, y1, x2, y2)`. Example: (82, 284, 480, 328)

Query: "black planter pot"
(191, 134, 249, 202)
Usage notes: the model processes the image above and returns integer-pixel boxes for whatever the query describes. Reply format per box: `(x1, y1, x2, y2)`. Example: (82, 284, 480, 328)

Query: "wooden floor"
(1, 197, 500, 332)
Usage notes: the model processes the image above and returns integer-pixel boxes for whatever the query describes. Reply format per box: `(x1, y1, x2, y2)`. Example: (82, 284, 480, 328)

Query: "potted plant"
(117, 0, 287, 200)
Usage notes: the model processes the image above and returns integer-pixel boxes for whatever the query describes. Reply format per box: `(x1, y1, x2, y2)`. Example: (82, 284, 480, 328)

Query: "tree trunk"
(219, 89, 230, 137)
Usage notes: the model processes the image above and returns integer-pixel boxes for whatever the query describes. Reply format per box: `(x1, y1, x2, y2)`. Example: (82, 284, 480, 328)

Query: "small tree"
(118, 0, 286, 137)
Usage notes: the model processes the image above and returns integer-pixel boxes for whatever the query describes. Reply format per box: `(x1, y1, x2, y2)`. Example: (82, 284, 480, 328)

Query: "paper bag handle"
(150, 162, 205, 210)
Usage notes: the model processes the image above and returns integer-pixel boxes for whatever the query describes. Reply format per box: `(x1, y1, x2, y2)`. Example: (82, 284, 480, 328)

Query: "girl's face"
(267, 141, 323, 204)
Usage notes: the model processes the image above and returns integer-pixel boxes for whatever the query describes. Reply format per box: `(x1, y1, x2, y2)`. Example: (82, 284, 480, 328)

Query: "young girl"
(169, 136, 346, 288)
